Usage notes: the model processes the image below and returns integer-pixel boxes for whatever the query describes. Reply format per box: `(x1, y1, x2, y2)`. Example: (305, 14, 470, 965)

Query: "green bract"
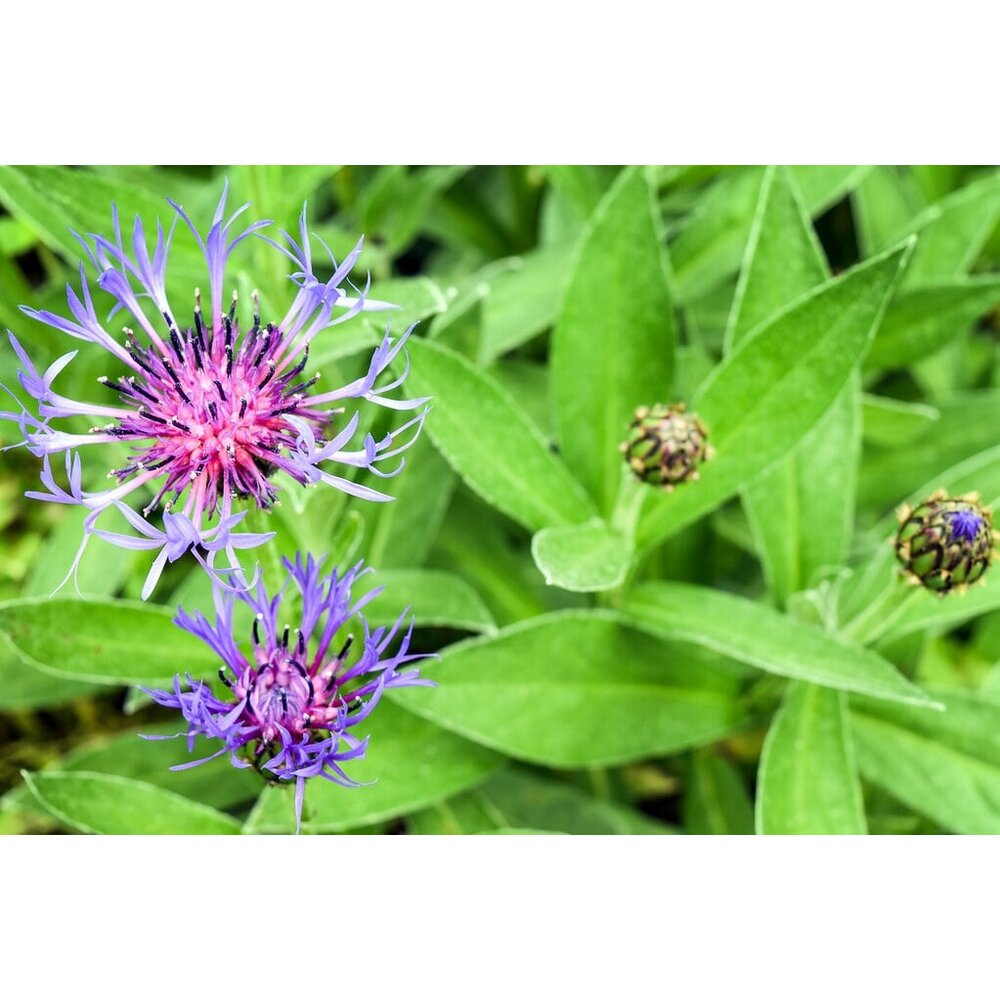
(895, 491, 996, 593)
(621, 403, 713, 490)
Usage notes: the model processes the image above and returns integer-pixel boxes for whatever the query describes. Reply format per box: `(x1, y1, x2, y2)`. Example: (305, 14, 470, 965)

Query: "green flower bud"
(894, 491, 996, 594)
(620, 403, 713, 490)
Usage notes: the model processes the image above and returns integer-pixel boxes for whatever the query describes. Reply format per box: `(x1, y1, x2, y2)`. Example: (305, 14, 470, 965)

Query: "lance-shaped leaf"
(888, 170, 1000, 287)
(637, 241, 912, 554)
(357, 569, 496, 634)
(851, 690, 1000, 834)
(727, 166, 858, 605)
(865, 278, 1000, 370)
(397, 611, 748, 768)
(0, 597, 219, 686)
(551, 166, 675, 515)
(671, 166, 869, 301)
(406, 338, 596, 533)
(756, 683, 867, 834)
(861, 394, 939, 447)
(21, 771, 241, 835)
(478, 245, 573, 364)
(622, 582, 940, 708)
(0, 631, 100, 709)
(364, 435, 456, 569)
(0, 165, 202, 272)
(858, 391, 1000, 509)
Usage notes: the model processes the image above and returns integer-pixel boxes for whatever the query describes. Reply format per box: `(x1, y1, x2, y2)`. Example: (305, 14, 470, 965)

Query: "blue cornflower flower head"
(143, 554, 434, 832)
(895, 490, 997, 594)
(0, 183, 430, 598)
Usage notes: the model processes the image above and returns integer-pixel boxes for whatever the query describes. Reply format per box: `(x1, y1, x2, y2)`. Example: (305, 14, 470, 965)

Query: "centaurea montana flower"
(0, 184, 429, 598)
(143, 554, 433, 832)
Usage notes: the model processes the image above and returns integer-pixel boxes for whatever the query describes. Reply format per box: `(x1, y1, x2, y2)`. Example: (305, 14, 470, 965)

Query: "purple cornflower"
(143, 554, 433, 832)
(950, 508, 983, 543)
(1, 183, 428, 597)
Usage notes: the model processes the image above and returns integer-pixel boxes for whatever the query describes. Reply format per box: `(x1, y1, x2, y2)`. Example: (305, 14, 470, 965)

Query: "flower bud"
(620, 402, 712, 490)
(895, 491, 995, 593)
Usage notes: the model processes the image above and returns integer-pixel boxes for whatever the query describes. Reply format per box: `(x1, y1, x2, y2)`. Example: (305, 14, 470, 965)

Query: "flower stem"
(842, 584, 925, 647)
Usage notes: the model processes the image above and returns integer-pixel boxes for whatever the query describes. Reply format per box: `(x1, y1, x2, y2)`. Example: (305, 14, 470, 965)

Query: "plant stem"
(842, 584, 925, 646)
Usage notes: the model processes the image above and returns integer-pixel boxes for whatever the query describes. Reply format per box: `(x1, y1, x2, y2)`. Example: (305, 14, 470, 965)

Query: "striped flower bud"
(620, 402, 712, 490)
(895, 491, 996, 594)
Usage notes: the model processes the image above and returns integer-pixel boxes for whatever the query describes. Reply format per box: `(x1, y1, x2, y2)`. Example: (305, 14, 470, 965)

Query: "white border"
(1, 836, 996, 995)
(2, 4, 996, 163)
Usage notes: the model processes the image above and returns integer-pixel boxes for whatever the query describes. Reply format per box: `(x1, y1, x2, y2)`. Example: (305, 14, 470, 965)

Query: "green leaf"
(477, 828, 561, 835)
(414, 768, 674, 835)
(407, 788, 501, 834)
(360, 165, 469, 254)
(358, 569, 496, 634)
(876, 579, 1000, 645)
(310, 278, 455, 370)
(744, 384, 860, 604)
(725, 167, 859, 604)
(853, 166, 926, 258)
(0, 166, 202, 277)
(478, 245, 571, 363)
(545, 166, 620, 218)
(638, 242, 912, 553)
(865, 278, 1000, 370)
(0, 630, 99, 709)
(531, 521, 632, 593)
(858, 392, 1000, 509)
(244, 701, 503, 833)
(22, 771, 241, 835)
(491, 358, 553, 436)
(432, 493, 550, 627)
(230, 165, 336, 224)
(861, 394, 940, 447)
(671, 166, 868, 301)
(0, 597, 219, 686)
(0, 216, 37, 256)
(756, 683, 866, 834)
(53, 723, 260, 810)
(890, 171, 1000, 286)
(406, 338, 596, 532)
(262, 480, 363, 568)
(363, 435, 456, 569)
(622, 582, 940, 708)
(551, 166, 675, 514)
(398, 611, 747, 768)
(22, 508, 133, 599)
(3, 722, 261, 817)
(671, 168, 767, 301)
(788, 166, 873, 215)
(851, 690, 1000, 834)
(724, 167, 829, 353)
(682, 748, 754, 834)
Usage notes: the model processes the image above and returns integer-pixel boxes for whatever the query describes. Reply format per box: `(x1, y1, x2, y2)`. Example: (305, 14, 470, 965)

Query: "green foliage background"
(3, 164, 1000, 835)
